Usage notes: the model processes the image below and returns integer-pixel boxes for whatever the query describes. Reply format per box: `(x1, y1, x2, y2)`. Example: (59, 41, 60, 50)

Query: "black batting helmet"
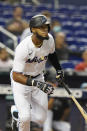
(29, 14, 50, 32)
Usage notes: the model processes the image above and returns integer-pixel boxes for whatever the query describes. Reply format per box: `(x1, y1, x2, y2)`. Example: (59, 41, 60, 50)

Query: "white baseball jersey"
(13, 33, 55, 76)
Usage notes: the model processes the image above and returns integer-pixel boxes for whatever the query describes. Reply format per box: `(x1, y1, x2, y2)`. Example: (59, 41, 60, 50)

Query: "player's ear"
(32, 28, 36, 33)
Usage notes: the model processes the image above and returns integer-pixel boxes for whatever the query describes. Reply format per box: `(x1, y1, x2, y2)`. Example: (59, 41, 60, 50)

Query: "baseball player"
(11, 14, 64, 131)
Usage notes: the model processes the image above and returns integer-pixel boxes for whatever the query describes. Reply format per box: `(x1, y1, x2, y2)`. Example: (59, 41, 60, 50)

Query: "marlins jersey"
(13, 33, 55, 76)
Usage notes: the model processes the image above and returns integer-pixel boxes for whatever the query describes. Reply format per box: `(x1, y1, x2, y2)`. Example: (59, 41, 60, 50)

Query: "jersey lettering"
(26, 56, 48, 63)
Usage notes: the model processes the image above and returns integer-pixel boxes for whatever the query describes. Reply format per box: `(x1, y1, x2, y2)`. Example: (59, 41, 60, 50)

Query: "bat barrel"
(62, 82, 87, 122)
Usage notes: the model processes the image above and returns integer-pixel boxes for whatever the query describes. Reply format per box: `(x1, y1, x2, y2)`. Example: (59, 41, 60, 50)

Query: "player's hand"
(32, 80, 54, 95)
(56, 70, 64, 84)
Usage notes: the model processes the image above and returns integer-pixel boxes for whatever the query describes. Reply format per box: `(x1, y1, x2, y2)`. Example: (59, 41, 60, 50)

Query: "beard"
(36, 33, 49, 40)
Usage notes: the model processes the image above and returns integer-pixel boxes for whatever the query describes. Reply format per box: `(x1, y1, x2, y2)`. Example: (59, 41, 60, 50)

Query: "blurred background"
(0, 0, 87, 131)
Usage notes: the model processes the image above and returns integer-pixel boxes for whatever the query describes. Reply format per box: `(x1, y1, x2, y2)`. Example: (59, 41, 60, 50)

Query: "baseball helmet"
(29, 14, 50, 32)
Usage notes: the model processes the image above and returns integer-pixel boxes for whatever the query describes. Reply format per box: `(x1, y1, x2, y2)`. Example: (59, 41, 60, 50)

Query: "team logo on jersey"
(26, 55, 48, 63)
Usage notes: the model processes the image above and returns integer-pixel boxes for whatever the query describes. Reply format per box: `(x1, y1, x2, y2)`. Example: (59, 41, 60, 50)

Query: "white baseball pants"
(11, 74, 48, 131)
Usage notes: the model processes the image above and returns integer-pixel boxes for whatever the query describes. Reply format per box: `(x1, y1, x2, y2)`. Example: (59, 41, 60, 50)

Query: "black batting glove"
(32, 80, 54, 95)
(56, 70, 64, 84)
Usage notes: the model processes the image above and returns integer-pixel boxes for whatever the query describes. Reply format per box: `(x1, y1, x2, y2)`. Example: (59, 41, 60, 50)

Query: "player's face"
(34, 24, 49, 37)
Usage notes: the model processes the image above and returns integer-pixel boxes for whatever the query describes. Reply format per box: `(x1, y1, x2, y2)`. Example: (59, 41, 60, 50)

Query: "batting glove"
(56, 70, 64, 84)
(32, 80, 54, 95)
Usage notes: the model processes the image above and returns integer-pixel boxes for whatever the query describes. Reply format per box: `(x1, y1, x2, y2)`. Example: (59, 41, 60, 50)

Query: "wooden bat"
(62, 82, 87, 122)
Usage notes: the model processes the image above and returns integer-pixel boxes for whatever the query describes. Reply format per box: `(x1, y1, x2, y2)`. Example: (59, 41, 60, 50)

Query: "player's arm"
(13, 72, 54, 95)
(12, 44, 32, 85)
(13, 66, 54, 95)
(13, 72, 28, 85)
(48, 51, 62, 70)
(48, 51, 64, 84)
(48, 35, 64, 84)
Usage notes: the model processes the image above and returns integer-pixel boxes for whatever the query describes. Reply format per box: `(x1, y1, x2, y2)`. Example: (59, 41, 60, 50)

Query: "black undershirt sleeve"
(48, 51, 62, 71)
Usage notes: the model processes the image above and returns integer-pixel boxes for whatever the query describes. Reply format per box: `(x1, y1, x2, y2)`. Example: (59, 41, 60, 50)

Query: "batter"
(11, 14, 64, 131)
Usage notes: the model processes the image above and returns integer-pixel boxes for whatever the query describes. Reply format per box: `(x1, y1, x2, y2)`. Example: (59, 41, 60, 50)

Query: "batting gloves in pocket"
(56, 70, 64, 84)
(32, 80, 54, 95)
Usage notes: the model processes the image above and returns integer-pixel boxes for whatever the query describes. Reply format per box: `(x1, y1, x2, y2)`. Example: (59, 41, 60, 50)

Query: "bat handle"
(61, 82, 72, 95)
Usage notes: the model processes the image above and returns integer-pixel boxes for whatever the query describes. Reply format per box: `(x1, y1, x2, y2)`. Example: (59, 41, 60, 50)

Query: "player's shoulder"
(21, 35, 32, 43)
(48, 33, 55, 44)
(19, 35, 32, 46)
(47, 33, 55, 45)
(48, 33, 54, 40)
(16, 35, 32, 51)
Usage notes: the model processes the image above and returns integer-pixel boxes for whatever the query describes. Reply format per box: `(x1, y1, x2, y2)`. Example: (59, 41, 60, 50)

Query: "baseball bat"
(62, 82, 87, 122)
